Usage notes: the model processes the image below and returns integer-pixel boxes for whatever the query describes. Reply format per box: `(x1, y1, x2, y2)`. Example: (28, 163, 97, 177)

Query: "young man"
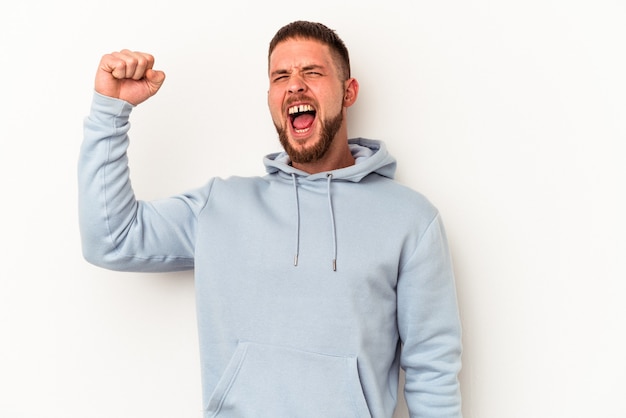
(79, 21, 462, 417)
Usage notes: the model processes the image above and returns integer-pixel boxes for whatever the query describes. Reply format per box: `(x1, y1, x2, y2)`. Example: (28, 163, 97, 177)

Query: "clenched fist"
(95, 49, 166, 106)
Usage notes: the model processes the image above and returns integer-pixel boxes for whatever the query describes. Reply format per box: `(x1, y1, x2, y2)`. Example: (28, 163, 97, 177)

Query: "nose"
(288, 75, 307, 94)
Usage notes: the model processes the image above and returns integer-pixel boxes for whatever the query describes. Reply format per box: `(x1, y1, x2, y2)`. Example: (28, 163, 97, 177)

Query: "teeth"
(288, 104, 314, 115)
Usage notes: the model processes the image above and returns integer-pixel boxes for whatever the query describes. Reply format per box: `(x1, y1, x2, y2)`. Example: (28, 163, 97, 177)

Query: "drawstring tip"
(332, 259, 337, 272)
(294, 255, 299, 267)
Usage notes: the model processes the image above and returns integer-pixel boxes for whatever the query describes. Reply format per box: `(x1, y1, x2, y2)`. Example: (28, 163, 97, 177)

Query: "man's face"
(268, 38, 347, 164)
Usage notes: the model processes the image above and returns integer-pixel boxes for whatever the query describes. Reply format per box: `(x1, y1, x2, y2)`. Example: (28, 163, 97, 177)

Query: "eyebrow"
(270, 64, 326, 78)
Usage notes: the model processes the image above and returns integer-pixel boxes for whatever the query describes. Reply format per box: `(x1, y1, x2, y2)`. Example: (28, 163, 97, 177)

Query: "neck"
(292, 123, 354, 173)
(292, 143, 355, 174)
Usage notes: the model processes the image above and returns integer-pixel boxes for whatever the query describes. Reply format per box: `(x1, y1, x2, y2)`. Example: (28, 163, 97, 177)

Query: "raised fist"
(95, 49, 166, 105)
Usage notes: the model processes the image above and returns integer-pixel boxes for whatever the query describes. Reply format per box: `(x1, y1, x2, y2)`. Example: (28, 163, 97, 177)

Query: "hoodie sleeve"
(397, 213, 463, 417)
(78, 92, 211, 272)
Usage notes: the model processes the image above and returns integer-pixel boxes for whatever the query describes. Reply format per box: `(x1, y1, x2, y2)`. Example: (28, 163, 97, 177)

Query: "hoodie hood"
(262, 138, 397, 271)
(263, 138, 397, 182)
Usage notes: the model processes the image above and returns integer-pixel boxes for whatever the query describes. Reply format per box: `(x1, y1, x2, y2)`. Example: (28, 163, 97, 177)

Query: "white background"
(1, 1, 625, 417)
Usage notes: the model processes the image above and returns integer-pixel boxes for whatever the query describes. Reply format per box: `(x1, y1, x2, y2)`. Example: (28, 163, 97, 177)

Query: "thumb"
(144, 68, 166, 95)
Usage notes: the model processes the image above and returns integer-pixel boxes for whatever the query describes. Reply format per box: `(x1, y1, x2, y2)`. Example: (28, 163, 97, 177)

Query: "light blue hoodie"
(79, 92, 462, 417)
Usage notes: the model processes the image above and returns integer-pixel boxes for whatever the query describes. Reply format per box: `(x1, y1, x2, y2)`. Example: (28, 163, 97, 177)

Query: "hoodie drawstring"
(290, 172, 338, 272)
(291, 173, 300, 267)
(327, 173, 337, 271)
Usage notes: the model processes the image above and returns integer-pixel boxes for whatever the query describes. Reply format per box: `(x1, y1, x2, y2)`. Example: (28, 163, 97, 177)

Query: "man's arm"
(78, 51, 208, 272)
(397, 213, 463, 417)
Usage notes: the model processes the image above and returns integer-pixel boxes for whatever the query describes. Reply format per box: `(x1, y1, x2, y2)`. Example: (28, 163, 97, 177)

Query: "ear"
(343, 77, 359, 107)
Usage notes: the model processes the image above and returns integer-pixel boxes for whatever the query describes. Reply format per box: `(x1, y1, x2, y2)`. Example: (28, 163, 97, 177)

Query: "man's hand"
(95, 49, 166, 106)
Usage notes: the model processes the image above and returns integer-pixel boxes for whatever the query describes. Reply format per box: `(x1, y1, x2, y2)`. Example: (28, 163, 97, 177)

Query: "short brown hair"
(268, 20, 351, 80)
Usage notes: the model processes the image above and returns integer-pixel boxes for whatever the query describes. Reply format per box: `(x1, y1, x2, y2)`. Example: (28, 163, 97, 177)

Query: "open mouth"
(288, 104, 317, 134)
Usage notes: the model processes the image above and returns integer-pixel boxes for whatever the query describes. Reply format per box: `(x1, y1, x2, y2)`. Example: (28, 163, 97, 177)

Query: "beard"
(276, 109, 344, 164)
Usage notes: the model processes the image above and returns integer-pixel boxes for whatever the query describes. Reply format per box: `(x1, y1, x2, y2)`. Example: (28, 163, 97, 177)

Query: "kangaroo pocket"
(205, 341, 372, 418)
